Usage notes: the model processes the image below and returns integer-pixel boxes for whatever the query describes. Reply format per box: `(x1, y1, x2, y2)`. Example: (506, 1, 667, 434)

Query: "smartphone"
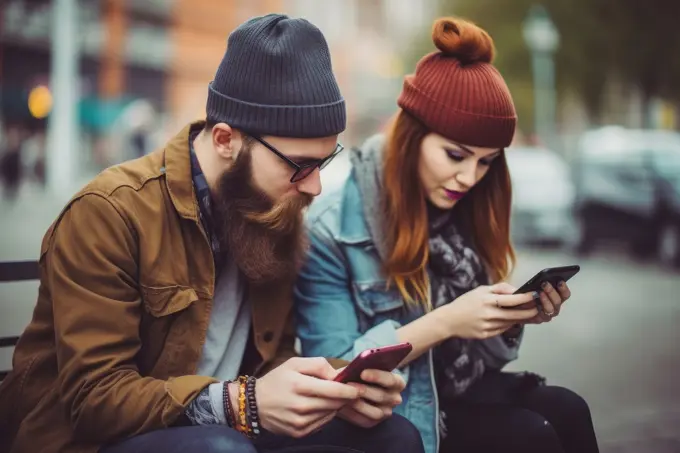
(333, 342, 413, 384)
(513, 265, 581, 295)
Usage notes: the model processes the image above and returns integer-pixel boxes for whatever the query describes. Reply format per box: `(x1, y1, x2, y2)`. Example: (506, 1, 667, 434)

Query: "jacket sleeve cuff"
(472, 331, 523, 371)
(341, 320, 410, 385)
(162, 375, 219, 426)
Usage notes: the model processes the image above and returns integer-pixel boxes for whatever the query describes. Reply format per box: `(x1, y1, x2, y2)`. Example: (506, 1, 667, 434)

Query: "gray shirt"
(196, 254, 251, 381)
(184, 255, 251, 426)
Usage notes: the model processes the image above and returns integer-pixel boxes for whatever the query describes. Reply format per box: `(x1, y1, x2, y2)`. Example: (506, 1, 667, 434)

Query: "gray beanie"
(206, 13, 346, 138)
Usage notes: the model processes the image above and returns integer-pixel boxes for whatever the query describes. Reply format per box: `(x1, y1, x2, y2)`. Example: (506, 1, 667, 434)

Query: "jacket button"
(263, 331, 274, 342)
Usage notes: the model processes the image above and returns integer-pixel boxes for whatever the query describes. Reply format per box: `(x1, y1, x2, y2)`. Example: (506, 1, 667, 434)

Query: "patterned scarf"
(427, 204, 489, 400)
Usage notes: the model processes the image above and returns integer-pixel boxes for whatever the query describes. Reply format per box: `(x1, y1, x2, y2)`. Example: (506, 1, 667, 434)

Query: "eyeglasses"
(250, 135, 345, 183)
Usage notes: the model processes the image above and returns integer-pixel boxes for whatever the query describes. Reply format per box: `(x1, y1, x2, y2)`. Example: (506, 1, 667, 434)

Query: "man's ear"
(211, 123, 236, 160)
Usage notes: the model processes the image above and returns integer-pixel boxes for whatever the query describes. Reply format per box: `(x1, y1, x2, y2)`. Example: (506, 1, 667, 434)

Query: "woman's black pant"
(440, 382, 599, 453)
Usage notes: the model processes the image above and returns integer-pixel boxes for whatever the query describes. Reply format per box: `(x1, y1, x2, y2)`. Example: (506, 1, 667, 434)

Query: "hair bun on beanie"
(398, 15, 515, 148)
(432, 17, 495, 65)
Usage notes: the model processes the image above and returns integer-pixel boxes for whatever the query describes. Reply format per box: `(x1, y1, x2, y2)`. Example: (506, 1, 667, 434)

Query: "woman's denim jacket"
(294, 170, 444, 452)
(294, 151, 525, 453)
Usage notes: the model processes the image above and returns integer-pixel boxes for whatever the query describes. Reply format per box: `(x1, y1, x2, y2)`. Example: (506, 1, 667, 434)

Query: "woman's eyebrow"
(446, 142, 502, 158)
(454, 143, 475, 155)
(444, 142, 475, 155)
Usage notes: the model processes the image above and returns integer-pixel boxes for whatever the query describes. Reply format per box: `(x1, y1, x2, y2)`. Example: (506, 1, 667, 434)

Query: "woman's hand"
(437, 282, 539, 340)
(338, 369, 405, 428)
(523, 281, 572, 324)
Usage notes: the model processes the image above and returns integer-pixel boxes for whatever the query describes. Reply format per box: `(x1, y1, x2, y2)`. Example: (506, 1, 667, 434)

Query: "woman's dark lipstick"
(444, 189, 466, 200)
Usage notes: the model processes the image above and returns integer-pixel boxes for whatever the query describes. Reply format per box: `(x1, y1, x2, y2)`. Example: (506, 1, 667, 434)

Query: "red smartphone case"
(334, 342, 413, 384)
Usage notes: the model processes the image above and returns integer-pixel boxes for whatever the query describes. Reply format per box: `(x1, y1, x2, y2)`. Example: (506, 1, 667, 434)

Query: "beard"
(212, 148, 313, 285)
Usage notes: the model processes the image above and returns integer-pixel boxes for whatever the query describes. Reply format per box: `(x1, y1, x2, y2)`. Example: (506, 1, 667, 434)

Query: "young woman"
(294, 17, 599, 453)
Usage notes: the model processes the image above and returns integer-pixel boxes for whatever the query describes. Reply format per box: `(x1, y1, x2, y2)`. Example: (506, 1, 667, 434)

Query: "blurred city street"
(509, 248, 680, 453)
(2, 0, 680, 451)
(1, 174, 679, 452)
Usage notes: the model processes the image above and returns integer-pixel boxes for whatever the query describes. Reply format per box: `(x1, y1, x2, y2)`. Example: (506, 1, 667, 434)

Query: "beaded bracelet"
(237, 376, 251, 436)
(222, 381, 236, 428)
(245, 376, 261, 437)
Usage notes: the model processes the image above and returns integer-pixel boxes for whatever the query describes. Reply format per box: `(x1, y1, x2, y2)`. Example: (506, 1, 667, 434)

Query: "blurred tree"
(607, 0, 680, 127)
(405, 0, 680, 131)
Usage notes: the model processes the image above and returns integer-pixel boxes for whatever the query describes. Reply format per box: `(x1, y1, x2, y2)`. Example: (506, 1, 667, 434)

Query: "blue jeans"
(101, 414, 424, 453)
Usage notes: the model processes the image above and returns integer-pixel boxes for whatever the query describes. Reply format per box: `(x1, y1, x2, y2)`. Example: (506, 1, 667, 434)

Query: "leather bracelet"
(245, 376, 261, 437)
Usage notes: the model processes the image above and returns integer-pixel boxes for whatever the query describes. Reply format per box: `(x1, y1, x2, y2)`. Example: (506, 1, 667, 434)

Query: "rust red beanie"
(398, 17, 517, 148)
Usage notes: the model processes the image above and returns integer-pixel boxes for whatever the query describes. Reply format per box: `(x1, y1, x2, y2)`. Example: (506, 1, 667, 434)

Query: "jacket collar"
(337, 173, 374, 245)
(164, 121, 204, 221)
(337, 136, 387, 256)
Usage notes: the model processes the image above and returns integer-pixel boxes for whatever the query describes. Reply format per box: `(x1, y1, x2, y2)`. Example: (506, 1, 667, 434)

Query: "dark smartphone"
(333, 343, 413, 384)
(513, 265, 581, 295)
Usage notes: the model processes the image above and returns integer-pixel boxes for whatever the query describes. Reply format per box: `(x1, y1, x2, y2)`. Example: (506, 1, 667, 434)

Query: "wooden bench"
(0, 260, 40, 381)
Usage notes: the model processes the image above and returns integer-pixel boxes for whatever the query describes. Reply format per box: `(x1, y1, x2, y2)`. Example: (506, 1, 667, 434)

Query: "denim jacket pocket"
(140, 285, 199, 317)
(352, 280, 404, 318)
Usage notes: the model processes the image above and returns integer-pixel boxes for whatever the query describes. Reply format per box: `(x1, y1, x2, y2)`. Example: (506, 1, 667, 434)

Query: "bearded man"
(0, 14, 424, 453)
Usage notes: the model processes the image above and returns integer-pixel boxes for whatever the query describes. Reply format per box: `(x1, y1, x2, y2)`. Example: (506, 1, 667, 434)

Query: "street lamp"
(46, 0, 79, 198)
(522, 4, 559, 149)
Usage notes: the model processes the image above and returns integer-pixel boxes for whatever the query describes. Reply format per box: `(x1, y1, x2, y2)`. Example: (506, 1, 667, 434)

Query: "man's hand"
(338, 369, 406, 429)
(256, 357, 360, 438)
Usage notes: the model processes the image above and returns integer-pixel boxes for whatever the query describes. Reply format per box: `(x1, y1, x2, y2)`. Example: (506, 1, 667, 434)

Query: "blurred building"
(1, 0, 170, 130)
(0, 0, 279, 167)
(0, 0, 439, 174)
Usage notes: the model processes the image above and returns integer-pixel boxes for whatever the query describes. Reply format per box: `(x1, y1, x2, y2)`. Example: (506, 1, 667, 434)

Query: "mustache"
(244, 193, 314, 234)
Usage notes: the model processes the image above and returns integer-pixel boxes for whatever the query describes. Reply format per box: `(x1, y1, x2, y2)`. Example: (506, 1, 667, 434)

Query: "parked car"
(571, 126, 680, 268)
(654, 147, 680, 268)
(506, 146, 577, 247)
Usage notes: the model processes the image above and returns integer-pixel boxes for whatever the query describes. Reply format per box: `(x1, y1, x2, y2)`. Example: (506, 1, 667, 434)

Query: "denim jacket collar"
(336, 173, 374, 245)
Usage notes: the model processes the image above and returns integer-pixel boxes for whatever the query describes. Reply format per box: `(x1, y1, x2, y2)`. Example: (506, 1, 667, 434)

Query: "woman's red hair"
(382, 111, 516, 307)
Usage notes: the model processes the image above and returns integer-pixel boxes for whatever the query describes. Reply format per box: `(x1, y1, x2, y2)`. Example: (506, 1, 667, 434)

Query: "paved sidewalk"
(0, 176, 96, 261)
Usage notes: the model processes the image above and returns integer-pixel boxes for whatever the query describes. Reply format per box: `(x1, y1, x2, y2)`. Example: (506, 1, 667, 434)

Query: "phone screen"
(513, 265, 580, 295)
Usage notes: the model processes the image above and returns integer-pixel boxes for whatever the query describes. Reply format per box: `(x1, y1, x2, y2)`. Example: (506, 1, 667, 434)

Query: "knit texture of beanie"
(206, 13, 346, 138)
(398, 18, 517, 148)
